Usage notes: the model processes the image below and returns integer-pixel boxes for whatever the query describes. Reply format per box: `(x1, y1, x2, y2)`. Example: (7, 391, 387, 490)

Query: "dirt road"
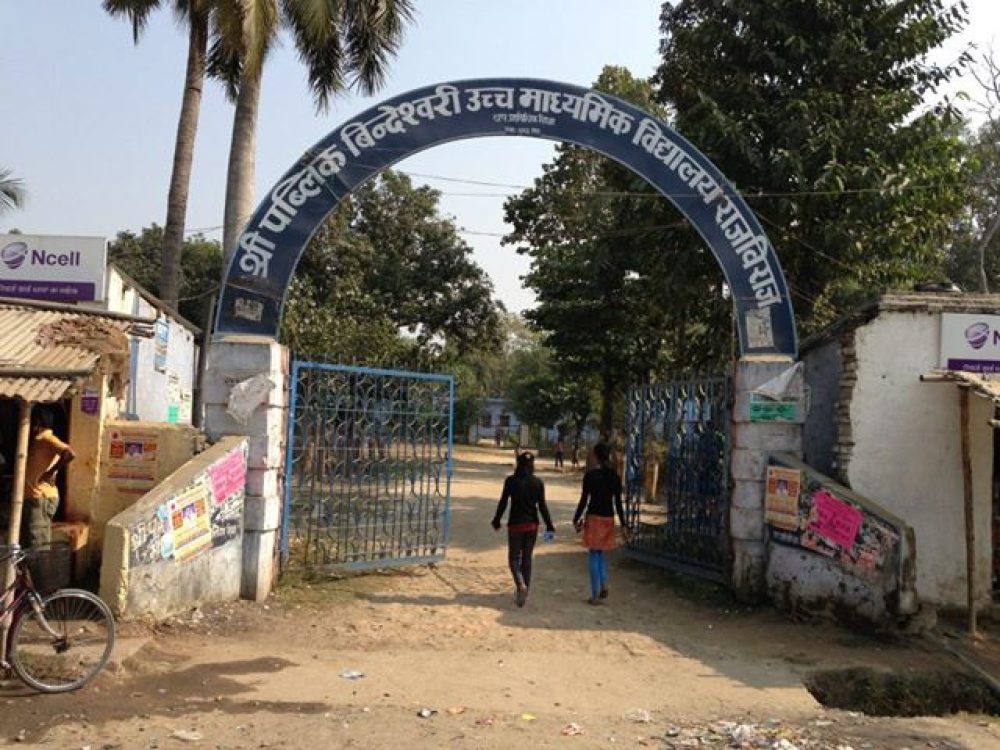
(1, 447, 998, 748)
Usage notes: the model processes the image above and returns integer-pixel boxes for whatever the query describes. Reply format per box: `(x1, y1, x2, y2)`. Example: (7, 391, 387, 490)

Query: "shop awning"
(920, 369, 1000, 403)
(0, 298, 154, 403)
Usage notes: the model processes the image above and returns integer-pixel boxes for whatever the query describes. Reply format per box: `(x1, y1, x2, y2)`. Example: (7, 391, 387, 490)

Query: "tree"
(657, 0, 974, 332)
(280, 171, 503, 364)
(961, 51, 1000, 292)
(0, 168, 25, 215)
(211, 0, 416, 260)
(946, 119, 1000, 291)
(443, 312, 538, 437)
(505, 66, 730, 433)
(506, 345, 597, 444)
(107, 225, 223, 325)
(104, 0, 211, 310)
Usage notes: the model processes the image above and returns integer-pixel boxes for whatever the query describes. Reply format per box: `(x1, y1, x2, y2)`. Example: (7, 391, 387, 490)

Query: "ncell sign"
(0, 233, 107, 302)
(941, 313, 1000, 373)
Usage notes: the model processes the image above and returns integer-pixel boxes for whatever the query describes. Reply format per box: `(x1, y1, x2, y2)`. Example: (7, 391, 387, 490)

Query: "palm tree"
(104, 0, 211, 310)
(0, 168, 26, 215)
(212, 0, 416, 262)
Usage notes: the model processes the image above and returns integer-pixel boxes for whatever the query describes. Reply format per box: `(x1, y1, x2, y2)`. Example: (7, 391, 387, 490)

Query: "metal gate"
(623, 375, 731, 580)
(281, 362, 454, 571)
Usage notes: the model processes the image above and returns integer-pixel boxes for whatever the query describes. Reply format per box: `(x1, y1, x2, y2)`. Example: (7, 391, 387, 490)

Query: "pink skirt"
(582, 515, 617, 550)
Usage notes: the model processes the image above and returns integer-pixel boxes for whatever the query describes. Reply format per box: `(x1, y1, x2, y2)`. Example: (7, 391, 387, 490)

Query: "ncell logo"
(0, 241, 28, 270)
(965, 322, 991, 350)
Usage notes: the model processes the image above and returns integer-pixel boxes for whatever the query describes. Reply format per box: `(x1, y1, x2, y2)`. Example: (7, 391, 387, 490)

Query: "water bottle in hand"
(543, 529, 555, 543)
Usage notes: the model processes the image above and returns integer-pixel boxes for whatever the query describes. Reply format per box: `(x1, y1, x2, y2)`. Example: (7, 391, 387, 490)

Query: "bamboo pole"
(959, 386, 977, 636)
(1, 398, 32, 663)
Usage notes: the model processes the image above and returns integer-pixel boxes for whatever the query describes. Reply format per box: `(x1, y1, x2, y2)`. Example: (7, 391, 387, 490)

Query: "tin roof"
(0, 300, 154, 403)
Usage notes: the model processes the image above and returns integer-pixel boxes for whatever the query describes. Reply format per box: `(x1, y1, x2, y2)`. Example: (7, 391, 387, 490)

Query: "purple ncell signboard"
(941, 313, 1000, 374)
(0, 234, 107, 302)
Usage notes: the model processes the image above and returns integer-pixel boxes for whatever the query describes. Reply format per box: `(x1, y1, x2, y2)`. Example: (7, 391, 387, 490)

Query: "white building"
(82, 264, 200, 425)
(802, 293, 1000, 610)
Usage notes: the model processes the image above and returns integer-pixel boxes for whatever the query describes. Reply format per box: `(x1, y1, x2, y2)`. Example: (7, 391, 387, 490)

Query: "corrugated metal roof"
(921, 369, 1000, 402)
(0, 301, 150, 403)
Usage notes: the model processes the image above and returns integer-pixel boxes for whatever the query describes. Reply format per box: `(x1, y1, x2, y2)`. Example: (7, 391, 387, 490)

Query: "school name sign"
(216, 78, 797, 357)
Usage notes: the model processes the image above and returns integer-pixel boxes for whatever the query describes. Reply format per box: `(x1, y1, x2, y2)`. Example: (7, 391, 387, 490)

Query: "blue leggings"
(587, 550, 608, 598)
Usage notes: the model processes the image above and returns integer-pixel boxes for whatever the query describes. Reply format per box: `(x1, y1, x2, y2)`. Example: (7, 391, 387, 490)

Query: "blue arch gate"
(624, 374, 731, 581)
(281, 362, 454, 571)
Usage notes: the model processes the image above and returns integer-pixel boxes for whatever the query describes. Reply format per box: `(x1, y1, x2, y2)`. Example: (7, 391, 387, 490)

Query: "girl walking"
(492, 452, 555, 607)
(573, 442, 627, 605)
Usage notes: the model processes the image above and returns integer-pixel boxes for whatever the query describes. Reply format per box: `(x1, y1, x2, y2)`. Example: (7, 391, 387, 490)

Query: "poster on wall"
(106, 428, 159, 496)
(767, 461, 901, 580)
(80, 386, 100, 416)
(179, 390, 192, 424)
(765, 466, 801, 531)
(154, 318, 169, 372)
(941, 313, 1000, 373)
(167, 481, 213, 563)
(207, 449, 246, 506)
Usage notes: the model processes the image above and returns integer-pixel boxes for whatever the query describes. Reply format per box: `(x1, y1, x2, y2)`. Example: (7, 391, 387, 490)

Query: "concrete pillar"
(202, 336, 289, 601)
(730, 356, 804, 602)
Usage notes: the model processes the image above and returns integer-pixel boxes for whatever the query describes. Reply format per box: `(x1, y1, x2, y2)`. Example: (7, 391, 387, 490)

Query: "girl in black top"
(573, 442, 627, 604)
(492, 452, 555, 607)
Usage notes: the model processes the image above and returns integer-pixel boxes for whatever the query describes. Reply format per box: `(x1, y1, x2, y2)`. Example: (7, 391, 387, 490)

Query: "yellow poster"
(168, 481, 212, 563)
(765, 466, 802, 531)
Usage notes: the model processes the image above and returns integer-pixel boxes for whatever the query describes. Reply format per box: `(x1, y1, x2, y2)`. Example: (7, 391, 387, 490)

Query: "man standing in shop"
(22, 408, 75, 549)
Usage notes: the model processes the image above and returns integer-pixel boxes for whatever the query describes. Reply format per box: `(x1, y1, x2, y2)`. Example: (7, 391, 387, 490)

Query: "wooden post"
(1, 398, 32, 662)
(959, 386, 977, 636)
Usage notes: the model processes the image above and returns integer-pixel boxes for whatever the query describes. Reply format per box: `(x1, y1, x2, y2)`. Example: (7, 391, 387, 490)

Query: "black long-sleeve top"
(573, 466, 626, 527)
(493, 473, 554, 530)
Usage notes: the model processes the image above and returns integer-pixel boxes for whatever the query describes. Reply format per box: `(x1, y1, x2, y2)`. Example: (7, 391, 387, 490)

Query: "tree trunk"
(600, 372, 614, 436)
(222, 68, 263, 265)
(160, 15, 208, 310)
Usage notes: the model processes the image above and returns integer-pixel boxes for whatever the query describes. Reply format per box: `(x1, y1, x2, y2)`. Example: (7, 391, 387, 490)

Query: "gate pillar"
(203, 337, 290, 601)
(730, 357, 804, 602)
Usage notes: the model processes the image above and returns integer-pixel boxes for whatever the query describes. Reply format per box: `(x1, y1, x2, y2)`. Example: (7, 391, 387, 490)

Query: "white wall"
(104, 269, 198, 425)
(846, 311, 993, 608)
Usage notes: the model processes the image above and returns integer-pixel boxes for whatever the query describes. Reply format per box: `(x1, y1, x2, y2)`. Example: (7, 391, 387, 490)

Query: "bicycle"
(1, 543, 115, 693)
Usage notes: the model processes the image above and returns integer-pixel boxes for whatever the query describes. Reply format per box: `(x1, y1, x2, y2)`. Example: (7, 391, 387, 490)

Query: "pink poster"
(207, 449, 246, 505)
(808, 490, 863, 549)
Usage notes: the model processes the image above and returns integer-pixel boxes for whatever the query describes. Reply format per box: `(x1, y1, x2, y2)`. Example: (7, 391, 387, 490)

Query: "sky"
(1, 1, 997, 314)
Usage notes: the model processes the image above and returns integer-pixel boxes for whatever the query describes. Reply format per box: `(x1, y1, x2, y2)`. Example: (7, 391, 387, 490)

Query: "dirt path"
(2, 447, 999, 748)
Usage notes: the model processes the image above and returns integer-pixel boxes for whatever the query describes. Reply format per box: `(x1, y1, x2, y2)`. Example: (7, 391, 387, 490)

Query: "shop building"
(802, 293, 1000, 612)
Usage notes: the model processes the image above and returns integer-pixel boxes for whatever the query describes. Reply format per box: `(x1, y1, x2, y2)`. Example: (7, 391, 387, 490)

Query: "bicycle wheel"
(9, 589, 116, 693)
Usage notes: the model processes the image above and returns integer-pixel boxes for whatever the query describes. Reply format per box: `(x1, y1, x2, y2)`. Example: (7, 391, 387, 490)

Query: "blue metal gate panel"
(624, 375, 731, 581)
(281, 362, 454, 571)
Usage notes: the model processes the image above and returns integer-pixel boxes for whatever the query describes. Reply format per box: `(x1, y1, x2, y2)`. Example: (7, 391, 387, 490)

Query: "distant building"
(469, 398, 521, 444)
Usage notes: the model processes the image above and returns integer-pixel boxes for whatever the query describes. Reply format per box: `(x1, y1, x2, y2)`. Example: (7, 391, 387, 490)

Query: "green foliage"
(505, 66, 731, 431)
(657, 0, 974, 332)
(107, 224, 222, 325)
(441, 312, 539, 435)
(946, 119, 1000, 291)
(280, 171, 503, 366)
(506, 346, 596, 438)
